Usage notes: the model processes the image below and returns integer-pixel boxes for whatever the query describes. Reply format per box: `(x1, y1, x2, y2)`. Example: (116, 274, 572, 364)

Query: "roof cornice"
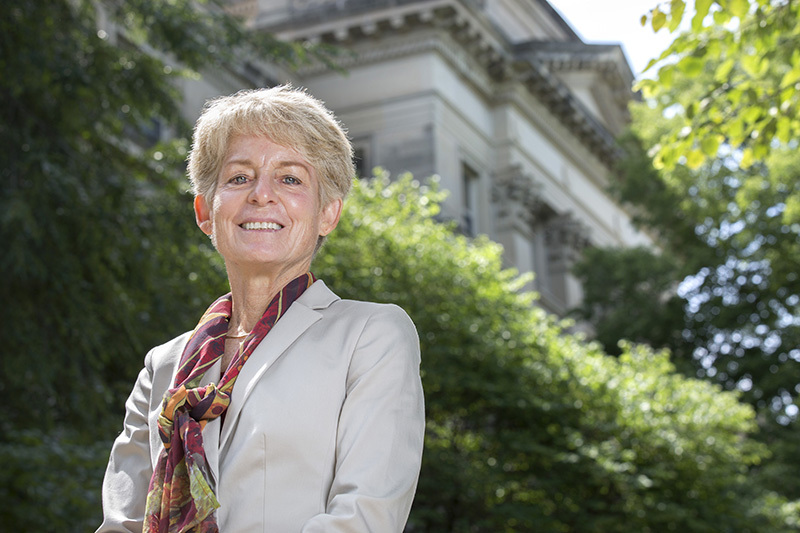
(253, 0, 628, 166)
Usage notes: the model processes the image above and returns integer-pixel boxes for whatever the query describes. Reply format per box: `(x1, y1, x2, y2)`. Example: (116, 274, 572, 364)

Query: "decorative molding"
(224, 0, 258, 25)
(512, 52, 621, 165)
(517, 41, 637, 127)
(491, 165, 547, 234)
(545, 212, 591, 267)
(254, 0, 630, 165)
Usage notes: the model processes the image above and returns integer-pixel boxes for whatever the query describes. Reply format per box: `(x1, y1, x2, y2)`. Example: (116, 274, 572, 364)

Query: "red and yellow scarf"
(144, 273, 316, 533)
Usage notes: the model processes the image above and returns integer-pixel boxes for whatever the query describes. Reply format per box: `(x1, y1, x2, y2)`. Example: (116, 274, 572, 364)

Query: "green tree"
(571, 246, 688, 359)
(573, 0, 800, 511)
(0, 0, 334, 529)
(3, 0, 795, 529)
(575, 106, 800, 503)
(611, 0, 800, 418)
(315, 174, 796, 532)
(577, 104, 800, 417)
(639, 0, 800, 171)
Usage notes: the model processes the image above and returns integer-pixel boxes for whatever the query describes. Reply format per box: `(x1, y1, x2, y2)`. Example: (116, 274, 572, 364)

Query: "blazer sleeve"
(301, 304, 425, 533)
(95, 350, 157, 533)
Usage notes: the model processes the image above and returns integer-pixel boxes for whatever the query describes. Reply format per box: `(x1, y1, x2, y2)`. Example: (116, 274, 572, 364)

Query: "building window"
(352, 140, 371, 179)
(461, 162, 480, 236)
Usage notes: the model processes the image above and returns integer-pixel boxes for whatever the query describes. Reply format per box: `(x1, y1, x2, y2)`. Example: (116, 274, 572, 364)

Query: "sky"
(545, 0, 678, 79)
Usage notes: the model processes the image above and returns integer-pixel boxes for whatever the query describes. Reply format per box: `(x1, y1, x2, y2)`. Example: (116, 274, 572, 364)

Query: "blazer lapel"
(200, 359, 222, 486)
(219, 280, 339, 450)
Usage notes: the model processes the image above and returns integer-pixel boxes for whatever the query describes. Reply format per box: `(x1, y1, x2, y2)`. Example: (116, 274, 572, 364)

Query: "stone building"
(187, 0, 651, 315)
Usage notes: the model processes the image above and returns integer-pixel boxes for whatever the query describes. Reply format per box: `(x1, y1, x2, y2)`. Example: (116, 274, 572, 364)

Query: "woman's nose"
(248, 177, 274, 205)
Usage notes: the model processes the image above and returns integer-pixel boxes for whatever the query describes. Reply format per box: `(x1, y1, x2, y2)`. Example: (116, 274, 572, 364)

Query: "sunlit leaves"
(669, 0, 686, 31)
(578, 76, 800, 515)
(729, 0, 750, 19)
(651, 8, 668, 31)
(316, 174, 786, 531)
(638, 0, 800, 170)
(714, 57, 735, 82)
(700, 133, 723, 156)
(693, 0, 714, 31)
(677, 55, 704, 77)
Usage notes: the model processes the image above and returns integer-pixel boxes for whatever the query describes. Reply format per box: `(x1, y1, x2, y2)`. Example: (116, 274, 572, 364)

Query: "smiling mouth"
(241, 222, 283, 230)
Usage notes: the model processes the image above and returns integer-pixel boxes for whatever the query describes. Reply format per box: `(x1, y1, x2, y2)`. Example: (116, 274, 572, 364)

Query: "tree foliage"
(2, 0, 797, 530)
(577, 102, 800, 420)
(0, 0, 329, 529)
(574, 0, 800, 515)
(571, 245, 689, 358)
(575, 108, 800, 513)
(315, 174, 795, 532)
(0, 0, 329, 432)
(639, 0, 800, 170)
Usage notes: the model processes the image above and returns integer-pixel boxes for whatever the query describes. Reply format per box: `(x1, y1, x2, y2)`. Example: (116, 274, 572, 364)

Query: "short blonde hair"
(187, 85, 354, 206)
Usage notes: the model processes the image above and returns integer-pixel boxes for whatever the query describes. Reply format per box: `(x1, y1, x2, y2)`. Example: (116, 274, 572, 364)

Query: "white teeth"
(242, 221, 282, 230)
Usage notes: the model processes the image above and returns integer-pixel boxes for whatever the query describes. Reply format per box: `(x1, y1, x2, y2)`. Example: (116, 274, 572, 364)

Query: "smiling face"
(194, 135, 342, 282)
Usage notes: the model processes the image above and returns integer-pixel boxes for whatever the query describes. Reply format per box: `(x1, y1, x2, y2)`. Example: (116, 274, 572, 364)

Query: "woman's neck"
(225, 264, 309, 335)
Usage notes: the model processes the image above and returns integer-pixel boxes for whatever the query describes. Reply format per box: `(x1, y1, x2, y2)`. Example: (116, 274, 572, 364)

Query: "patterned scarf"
(144, 273, 316, 533)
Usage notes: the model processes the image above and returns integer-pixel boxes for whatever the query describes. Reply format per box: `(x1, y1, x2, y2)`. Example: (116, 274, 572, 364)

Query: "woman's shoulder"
(145, 330, 193, 371)
(324, 298, 419, 344)
(330, 297, 412, 320)
(306, 280, 415, 328)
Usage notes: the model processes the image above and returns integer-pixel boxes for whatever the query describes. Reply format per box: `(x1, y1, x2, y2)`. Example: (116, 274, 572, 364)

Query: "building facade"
(190, 0, 651, 315)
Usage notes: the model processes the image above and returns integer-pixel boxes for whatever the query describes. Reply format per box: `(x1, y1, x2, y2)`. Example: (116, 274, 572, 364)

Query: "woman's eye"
(282, 175, 300, 185)
(231, 175, 248, 184)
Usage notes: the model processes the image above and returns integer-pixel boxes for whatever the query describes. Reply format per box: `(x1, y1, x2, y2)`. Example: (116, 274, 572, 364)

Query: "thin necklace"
(226, 318, 250, 339)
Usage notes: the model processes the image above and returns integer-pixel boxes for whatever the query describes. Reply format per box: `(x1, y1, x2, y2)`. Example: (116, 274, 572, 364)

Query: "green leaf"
(700, 134, 721, 156)
(740, 146, 755, 167)
(780, 86, 795, 106)
(669, 0, 686, 32)
(752, 140, 770, 160)
(728, 116, 746, 144)
(656, 142, 681, 169)
(714, 58, 736, 83)
(780, 66, 800, 88)
(652, 9, 667, 32)
(692, 0, 713, 32)
(792, 48, 800, 69)
(686, 148, 705, 169)
(713, 9, 731, 25)
(635, 78, 658, 97)
(658, 64, 676, 88)
(730, 0, 750, 19)
(705, 38, 722, 60)
(741, 54, 761, 76)
(742, 106, 762, 125)
(757, 56, 770, 76)
(776, 116, 792, 144)
(728, 86, 743, 105)
(678, 56, 705, 77)
(784, 194, 800, 224)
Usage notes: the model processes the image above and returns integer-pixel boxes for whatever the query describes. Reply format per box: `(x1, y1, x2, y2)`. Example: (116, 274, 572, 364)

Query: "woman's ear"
(319, 198, 343, 237)
(194, 195, 213, 235)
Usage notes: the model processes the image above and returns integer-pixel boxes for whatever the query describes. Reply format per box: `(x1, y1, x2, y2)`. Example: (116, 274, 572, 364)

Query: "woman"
(97, 86, 425, 532)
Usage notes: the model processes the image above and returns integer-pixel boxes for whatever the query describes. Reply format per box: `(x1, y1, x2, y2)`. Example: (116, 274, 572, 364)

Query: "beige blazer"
(97, 280, 425, 532)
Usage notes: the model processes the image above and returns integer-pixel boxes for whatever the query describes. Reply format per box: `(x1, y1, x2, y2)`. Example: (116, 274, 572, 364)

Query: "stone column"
(544, 213, 591, 312)
(491, 165, 546, 287)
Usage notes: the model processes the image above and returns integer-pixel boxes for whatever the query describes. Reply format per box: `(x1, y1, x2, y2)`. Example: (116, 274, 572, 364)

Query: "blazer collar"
(218, 279, 339, 450)
(295, 278, 340, 310)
